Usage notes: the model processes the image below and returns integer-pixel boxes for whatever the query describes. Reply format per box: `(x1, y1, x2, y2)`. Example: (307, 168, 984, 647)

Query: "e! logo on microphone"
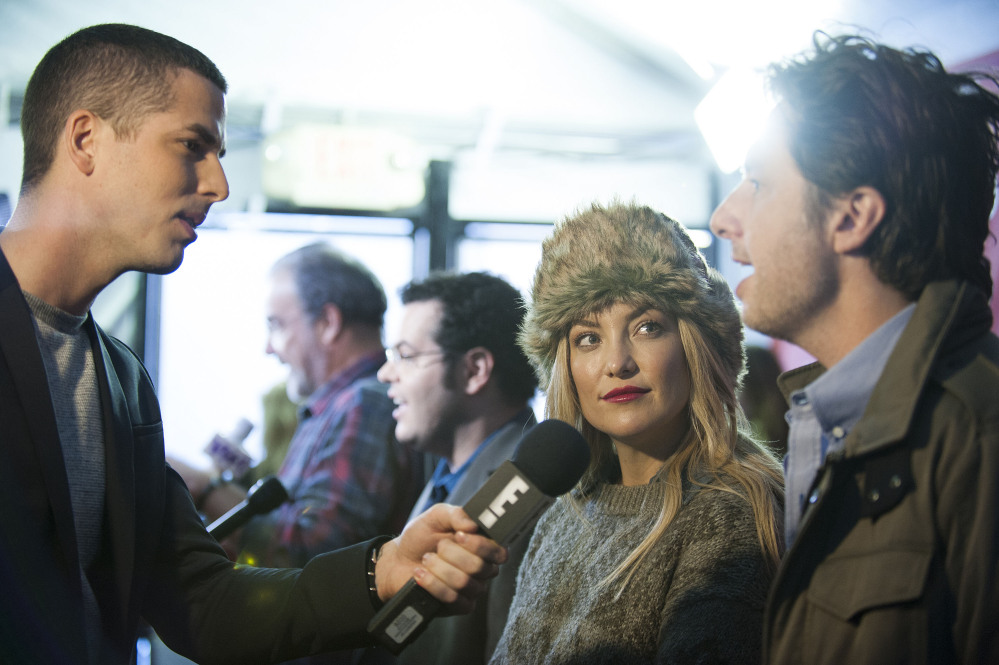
(477, 476, 530, 528)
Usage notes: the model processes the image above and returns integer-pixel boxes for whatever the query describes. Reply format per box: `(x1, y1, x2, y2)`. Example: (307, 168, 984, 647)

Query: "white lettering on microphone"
(478, 476, 530, 528)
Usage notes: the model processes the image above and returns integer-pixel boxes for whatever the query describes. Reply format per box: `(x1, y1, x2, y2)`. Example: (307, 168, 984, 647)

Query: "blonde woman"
(490, 202, 784, 664)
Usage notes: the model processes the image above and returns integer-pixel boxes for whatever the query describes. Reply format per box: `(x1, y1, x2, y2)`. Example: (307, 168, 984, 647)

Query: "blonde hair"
(524, 201, 784, 591)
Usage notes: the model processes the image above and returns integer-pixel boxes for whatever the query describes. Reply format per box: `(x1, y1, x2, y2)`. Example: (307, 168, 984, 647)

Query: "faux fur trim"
(519, 201, 744, 388)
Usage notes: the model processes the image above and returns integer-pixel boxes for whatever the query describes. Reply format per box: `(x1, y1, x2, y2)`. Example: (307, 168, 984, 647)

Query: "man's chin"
(395, 428, 430, 453)
(139, 249, 187, 275)
(741, 308, 790, 344)
(285, 382, 308, 404)
(740, 309, 767, 337)
(148, 261, 183, 276)
(394, 427, 415, 448)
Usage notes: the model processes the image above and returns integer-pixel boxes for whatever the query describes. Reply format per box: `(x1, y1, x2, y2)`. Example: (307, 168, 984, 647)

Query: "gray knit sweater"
(489, 471, 775, 665)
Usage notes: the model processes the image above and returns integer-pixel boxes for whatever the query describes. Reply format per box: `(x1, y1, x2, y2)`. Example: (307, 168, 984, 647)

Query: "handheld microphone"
(207, 475, 289, 541)
(367, 419, 589, 654)
(204, 418, 255, 480)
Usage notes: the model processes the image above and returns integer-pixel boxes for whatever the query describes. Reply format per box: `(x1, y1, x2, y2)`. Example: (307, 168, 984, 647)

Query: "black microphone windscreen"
(510, 419, 589, 497)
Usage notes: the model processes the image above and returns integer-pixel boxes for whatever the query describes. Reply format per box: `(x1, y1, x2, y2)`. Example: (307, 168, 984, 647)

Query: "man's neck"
(448, 402, 527, 470)
(1, 196, 110, 315)
(321, 332, 385, 382)
(795, 273, 911, 369)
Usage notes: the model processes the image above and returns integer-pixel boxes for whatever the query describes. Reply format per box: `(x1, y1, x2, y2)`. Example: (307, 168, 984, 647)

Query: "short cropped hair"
(769, 33, 999, 299)
(20, 23, 226, 194)
(272, 242, 387, 330)
(401, 272, 538, 404)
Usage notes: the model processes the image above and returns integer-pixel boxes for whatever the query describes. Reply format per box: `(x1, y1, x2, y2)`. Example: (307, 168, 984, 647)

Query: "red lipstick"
(601, 386, 650, 403)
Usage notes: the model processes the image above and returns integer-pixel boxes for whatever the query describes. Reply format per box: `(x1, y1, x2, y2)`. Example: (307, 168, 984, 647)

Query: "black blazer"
(0, 249, 379, 665)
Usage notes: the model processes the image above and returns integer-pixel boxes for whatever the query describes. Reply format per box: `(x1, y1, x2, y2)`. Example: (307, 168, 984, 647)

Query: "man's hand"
(167, 455, 214, 498)
(374, 504, 507, 615)
(167, 456, 248, 522)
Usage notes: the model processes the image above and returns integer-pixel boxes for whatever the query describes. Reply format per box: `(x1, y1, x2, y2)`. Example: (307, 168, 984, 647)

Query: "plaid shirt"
(239, 352, 424, 568)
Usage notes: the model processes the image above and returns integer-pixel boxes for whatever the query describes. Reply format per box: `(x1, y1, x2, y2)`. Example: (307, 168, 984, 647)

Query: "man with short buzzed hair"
(0, 23, 503, 665)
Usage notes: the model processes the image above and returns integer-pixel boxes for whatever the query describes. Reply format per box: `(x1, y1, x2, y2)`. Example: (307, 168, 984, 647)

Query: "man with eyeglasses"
(363, 271, 540, 665)
(186, 242, 425, 576)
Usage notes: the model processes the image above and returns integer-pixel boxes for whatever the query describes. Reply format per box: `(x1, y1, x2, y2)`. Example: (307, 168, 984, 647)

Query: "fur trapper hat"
(519, 201, 745, 389)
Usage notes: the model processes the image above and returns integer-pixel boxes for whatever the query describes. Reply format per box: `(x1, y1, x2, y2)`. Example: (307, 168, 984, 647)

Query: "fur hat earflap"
(519, 200, 745, 389)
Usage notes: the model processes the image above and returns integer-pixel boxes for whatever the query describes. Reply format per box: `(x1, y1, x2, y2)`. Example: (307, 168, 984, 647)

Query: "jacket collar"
(777, 280, 991, 457)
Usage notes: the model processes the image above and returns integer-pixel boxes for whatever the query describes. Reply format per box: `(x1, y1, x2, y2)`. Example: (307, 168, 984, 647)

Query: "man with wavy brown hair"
(711, 33, 999, 664)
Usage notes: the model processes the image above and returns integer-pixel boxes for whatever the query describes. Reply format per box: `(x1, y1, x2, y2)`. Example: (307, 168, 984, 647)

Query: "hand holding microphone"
(373, 505, 509, 618)
(368, 419, 589, 653)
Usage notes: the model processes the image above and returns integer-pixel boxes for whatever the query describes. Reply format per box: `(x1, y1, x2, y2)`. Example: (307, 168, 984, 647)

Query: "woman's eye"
(573, 332, 598, 347)
(636, 320, 663, 336)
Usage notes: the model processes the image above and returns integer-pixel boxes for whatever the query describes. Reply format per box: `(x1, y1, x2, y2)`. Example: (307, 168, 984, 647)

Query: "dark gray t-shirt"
(24, 291, 106, 664)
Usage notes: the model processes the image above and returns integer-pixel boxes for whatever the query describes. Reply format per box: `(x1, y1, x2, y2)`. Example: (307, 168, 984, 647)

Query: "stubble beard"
(742, 252, 838, 348)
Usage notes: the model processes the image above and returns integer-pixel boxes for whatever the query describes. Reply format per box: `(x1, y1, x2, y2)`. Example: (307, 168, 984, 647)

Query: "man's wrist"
(367, 536, 393, 610)
(195, 476, 225, 512)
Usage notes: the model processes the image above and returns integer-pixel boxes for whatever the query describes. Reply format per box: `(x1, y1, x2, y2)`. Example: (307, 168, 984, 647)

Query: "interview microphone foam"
(368, 418, 589, 653)
(509, 417, 590, 496)
(207, 475, 289, 541)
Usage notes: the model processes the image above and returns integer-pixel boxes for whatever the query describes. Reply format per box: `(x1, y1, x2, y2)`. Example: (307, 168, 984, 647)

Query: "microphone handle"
(207, 500, 253, 541)
(367, 579, 442, 650)
(367, 461, 550, 654)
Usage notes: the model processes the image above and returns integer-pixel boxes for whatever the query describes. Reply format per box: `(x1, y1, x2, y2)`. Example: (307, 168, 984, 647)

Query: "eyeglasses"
(385, 344, 449, 367)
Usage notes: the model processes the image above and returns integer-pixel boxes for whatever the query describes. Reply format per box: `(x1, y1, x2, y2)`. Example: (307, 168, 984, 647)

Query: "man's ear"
(830, 186, 886, 254)
(462, 347, 495, 396)
(65, 110, 100, 176)
(316, 303, 343, 345)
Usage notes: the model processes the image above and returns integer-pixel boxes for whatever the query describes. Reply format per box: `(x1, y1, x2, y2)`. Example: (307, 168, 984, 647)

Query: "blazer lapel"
(0, 253, 80, 581)
(448, 412, 538, 506)
(88, 318, 136, 622)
